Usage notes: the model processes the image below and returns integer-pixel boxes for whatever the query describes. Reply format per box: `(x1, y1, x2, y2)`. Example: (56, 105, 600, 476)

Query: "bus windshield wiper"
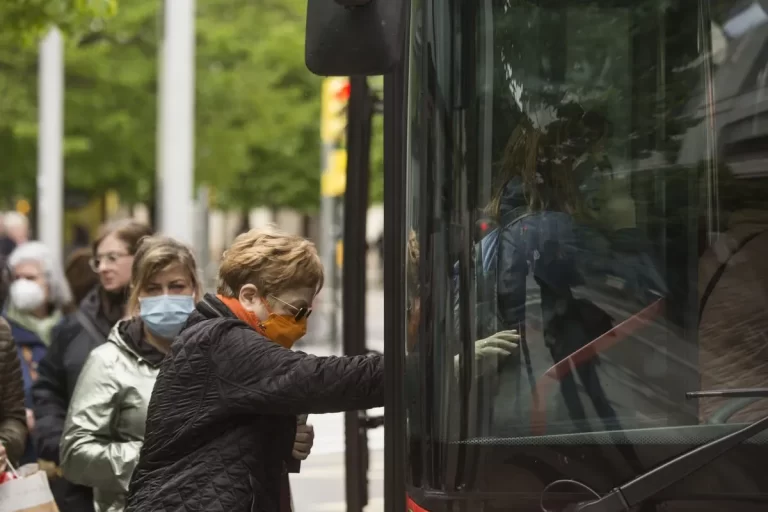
(570, 388, 768, 512)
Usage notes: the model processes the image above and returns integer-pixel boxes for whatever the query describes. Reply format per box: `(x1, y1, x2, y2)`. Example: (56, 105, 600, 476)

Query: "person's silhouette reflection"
(487, 104, 619, 432)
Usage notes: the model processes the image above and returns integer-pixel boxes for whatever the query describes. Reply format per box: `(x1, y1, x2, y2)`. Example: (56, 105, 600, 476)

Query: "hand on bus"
(454, 330, 520, 377)
(292, 416, 314, 461)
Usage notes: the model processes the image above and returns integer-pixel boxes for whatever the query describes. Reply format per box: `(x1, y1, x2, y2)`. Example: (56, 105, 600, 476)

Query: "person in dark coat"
(125, 227, 385, 512)
(64, 247, 100, 306)
(2, 241, 72, 466)
(0, 256, 27, 471)
(478, 107, 665, 436)
(32, 220, 153, 512)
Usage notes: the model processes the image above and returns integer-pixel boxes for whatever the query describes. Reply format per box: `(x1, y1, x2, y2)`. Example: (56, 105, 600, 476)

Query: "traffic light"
(321, 149, 347, 197)
(321, 77, 350, 146)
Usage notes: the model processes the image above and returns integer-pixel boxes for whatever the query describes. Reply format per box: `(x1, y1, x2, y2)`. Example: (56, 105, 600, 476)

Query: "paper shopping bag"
(0, 464, 59, 512)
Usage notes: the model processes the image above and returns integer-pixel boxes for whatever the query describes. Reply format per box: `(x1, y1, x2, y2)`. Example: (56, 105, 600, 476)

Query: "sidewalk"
(291, 289, 385, 512)
(291, 450, 384, 512)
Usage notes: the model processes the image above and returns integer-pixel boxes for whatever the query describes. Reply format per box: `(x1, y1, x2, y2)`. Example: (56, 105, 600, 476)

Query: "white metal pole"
(37, 27, 64, 268)
(158, 0, 196, 245)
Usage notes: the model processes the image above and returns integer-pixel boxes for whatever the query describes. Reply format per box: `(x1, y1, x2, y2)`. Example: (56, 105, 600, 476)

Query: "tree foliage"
(199, 0, 322, 212)
(0, 0, 328, 213)
(0, 1, 117, 42)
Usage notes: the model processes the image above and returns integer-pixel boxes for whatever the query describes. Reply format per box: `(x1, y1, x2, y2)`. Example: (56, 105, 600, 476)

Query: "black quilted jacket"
(125, 294, 384, 512)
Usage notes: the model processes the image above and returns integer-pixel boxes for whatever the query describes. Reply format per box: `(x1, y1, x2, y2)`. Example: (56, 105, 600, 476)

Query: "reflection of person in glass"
(486, 103, 621, 433)
(406, 230, 519, 372)
(405, 229, 520, 486)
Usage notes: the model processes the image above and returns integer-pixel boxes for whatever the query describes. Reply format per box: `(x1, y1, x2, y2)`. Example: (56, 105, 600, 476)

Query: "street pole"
(37, 27, 64, 268)
(320, 77, 350, 351)
(320, 151, 339, 350)
(157, 0, 196, 245)
(194, 185, 211, 289)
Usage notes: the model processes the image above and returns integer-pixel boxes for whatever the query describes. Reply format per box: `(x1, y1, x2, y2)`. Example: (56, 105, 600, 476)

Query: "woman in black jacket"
(31, 220, 153, 512)
(0, 256, 27, 472)
(126, 227, 385, 512)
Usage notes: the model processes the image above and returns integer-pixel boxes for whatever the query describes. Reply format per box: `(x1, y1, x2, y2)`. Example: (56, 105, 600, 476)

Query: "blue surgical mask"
(139, 295, 196, 340)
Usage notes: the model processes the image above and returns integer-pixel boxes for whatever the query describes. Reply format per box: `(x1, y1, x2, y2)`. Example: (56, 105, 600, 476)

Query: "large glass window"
(405, 0, 768, 504)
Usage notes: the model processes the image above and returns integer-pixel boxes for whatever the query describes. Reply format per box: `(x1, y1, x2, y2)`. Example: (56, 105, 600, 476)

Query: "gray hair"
(2, 212, 29, 231)
(8, 241, 73, 308)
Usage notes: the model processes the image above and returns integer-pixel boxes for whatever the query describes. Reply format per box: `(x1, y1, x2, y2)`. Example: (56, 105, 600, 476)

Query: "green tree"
(200, 0, 323, 213)
(0, 0, 154, 203)
(0, 0, 327, 215)
(0, 0, 117, 45)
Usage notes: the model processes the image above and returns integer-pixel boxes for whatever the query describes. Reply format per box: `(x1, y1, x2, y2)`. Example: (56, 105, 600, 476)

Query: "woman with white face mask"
(2, 241, 72, 465)
(60, 236, 200, 512)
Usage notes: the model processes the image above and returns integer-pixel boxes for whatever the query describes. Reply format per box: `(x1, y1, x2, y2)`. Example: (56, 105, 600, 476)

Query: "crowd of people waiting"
(0, 213, 390, 512)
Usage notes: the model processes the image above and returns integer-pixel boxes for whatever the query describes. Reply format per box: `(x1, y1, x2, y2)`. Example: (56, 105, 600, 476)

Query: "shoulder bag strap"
(74, 310, 106, 347)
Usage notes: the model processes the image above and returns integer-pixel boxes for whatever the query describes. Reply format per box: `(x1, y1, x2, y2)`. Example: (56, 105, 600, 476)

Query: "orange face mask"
(258, 311, 307, 349)
(216, 295, 307, 349)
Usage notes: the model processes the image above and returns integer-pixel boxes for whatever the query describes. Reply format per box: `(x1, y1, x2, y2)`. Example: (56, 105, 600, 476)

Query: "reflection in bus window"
(404, 0, 768, 501)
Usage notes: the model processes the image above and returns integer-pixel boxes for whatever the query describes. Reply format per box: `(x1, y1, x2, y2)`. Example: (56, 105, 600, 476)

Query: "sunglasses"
(269, 295, 312, 321)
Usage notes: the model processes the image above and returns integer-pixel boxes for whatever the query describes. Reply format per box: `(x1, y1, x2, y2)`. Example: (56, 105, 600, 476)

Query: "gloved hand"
(292, 414, 314, 461)
(453, 330, 520, 377)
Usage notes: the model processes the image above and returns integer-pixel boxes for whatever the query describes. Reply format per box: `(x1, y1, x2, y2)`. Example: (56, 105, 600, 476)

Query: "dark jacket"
(0, 317, 27, 465)
(5, 319, 47, 410)
(125, 294, 384, 512)
(492, 178, 665, 329)
(3, 315, 48, 465)
(0, 236, 17, 258)
(473, 178, 666, 435)
(32, 286, 120, 512)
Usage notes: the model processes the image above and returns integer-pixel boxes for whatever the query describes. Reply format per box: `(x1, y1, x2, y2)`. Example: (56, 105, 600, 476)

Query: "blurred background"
(0, 0, 385, 285)
(0, 1, 383, 510)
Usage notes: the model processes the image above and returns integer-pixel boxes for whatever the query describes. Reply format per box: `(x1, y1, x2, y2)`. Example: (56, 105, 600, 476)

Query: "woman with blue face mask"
(60, 236, 200, 512)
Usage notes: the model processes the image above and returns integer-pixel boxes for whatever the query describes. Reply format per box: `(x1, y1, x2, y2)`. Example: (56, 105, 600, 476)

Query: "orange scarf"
(217, 294, 264, 334)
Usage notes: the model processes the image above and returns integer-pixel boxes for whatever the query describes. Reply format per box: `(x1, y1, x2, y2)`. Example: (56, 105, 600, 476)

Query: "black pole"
(383, 27, 409, 512)
(343, 75, 373, 512)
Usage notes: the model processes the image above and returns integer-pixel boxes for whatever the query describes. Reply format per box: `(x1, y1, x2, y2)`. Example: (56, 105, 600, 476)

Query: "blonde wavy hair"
(486, 105, 607, 222)
(128, 236, 201, 314)
(217, 226, 324, 299)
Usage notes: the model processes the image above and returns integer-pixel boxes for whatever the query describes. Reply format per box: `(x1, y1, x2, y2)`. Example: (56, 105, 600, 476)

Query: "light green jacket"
(60, 321, 160, 512)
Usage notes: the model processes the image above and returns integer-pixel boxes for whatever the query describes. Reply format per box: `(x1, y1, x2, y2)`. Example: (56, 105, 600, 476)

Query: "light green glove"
(453, 330, 520, 377)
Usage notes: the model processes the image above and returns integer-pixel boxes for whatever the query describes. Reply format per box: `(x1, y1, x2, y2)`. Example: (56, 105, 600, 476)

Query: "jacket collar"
(109, 317, 166, 367)
(197, 293, 237, 320)
(4, 316, 46, 347)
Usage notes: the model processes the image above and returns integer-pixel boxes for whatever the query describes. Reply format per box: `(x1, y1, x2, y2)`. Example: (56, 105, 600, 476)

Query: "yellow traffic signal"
(321, 77, 350, 145)
(321, 149, 347, 197)
(336, 240, 343, 269)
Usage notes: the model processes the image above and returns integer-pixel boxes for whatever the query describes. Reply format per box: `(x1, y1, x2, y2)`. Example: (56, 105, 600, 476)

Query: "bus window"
(404, 0, 768, 505)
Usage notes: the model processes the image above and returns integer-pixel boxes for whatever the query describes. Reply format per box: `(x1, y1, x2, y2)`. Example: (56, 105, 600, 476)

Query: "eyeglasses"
(89, 252, 130, 272)
(269, 295, 312, 321)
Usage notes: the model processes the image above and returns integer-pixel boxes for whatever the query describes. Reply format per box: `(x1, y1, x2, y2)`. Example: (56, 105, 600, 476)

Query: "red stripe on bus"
(530, 298, 665, 435)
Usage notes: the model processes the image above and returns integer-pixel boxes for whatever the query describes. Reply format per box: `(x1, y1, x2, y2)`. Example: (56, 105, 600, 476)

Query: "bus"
(306, 1, 768, 511)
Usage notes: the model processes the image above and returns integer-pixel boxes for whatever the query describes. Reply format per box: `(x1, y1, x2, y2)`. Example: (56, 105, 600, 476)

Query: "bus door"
(402, 0, 768, 511)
